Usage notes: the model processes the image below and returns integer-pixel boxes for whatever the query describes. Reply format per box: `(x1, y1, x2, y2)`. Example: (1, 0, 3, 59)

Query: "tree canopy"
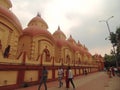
(104, 27, 120, 68)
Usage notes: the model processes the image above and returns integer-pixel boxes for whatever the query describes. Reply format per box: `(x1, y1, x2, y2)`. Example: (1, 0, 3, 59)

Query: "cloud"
(89, 45, 111, 56)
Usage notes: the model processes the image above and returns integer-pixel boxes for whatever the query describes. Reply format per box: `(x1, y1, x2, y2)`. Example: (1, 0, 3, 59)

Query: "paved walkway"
(16, 72, 120, 90)
(105, 74, 120, 90)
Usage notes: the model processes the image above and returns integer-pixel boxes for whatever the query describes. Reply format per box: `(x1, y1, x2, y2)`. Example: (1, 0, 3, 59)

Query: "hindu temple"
(0, 0, 104, 90)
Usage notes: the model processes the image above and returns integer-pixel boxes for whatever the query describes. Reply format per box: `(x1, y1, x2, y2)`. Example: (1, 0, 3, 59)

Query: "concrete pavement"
(16, 72, 120, 90)
(105, 74, 120, 90)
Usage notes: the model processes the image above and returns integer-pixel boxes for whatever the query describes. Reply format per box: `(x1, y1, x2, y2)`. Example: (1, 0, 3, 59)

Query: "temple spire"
(37, 12, 41, 17)
(70, 35, 72, 38)
(58, 26, 60, 30)
(78, 40, 80, 44)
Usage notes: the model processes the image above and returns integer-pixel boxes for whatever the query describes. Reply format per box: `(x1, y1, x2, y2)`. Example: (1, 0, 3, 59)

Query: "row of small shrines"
(0, 40, 98, 66)
(0, 47, 100, 90)
(0, 1, 103, 89)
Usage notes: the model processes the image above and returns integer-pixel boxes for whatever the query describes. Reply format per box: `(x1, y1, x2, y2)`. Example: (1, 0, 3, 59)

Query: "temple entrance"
(42, 46, 51, 62)
(66, 54, 70, 65)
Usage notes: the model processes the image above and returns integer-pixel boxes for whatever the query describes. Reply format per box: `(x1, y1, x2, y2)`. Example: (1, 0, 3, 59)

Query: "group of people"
(107, 66, 119, 78)
(38, 66, 75, 90)
(58, 66, 75, 89)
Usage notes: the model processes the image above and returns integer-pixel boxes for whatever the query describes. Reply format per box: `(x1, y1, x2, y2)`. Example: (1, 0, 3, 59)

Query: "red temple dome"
(55, 39, 68, 47)
(28, 13, 48, 29)
(23, 26, 55, 42)
(67, 35, 76, 44)
(0, 5, 22, 31)
(53, 26, 66, 40)
(0, 0, 12, 9)
(23, 13, 54, 41)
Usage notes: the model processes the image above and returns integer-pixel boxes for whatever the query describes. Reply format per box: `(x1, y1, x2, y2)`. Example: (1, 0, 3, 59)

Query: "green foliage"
(109, 27, 120, 46)
(116, 27, 120, 55)
(116, 27, 120, 40)
(109, 27, 120, 64)
(110, 32, 117, 46)
(104, 54, 116, 67)
(104, 54, 114, 62)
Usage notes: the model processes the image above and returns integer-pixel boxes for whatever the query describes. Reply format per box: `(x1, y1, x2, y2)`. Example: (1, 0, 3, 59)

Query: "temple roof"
(67, 35, 76, 44)
(55, 39, 68, 47)
(23, 26, 55, 42)
(27, 13, 48, 29)
(0, 5, 22, 32)
(0, 0, 12, 9)
(53, 26, 66, 40)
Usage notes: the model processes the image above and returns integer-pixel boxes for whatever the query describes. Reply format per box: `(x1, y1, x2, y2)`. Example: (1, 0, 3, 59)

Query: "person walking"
(65, 67, 69, 89)
(58, 66, 64, 88)
(67, 66, 75, 89)
(107, 68, 112, 78)
(84, 69, 87, 75)
(38, 66, 48, 90)
(111, 66, 115, 76)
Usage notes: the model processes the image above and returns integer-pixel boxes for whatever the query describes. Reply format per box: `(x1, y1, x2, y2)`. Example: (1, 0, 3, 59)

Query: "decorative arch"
(42, 46, 51, 62)
(66, 54, 70, 64)
(78, 58, 81, 64)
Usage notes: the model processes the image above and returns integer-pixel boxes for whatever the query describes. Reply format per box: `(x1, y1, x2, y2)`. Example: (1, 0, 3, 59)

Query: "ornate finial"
(70, 35, 72, 38)
(58, 26, 60, 30)
(37, 12, 41, 17)
(84, 44, 85, 47)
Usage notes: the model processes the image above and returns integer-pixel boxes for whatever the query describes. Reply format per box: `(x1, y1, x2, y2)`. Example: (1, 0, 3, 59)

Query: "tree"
(116, 27, 120, 55)
(109, 27, 120, 66)
(110, 32, 117, 46)
(116, 27, 120, 66)
(116, 27, 120, 40)
(104, 54, 116, 67)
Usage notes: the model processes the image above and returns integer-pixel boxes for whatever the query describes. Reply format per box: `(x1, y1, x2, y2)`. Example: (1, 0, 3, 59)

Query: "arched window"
(43, 46, 50, 62)
(66, 54, 70, 64)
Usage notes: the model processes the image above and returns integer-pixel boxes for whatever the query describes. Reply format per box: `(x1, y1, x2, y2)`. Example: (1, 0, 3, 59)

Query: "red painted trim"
(17, 52, 22, 59)
(22, 51, 26, 65)
(41, 53, 43, 65)
(0, 84, 18, 90)
(52, 68, 55, 79)
(0, 21, 13, 32)
(52, 57, 54, 66)
(17, 70, 25, 85)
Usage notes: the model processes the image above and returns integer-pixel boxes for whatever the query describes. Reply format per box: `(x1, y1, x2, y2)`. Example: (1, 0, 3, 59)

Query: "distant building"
(0, 0, 104, 89)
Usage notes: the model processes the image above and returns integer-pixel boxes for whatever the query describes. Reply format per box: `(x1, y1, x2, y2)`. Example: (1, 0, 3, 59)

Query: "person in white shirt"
(67, 66, 75, 89)
(58, 66, 64, 88)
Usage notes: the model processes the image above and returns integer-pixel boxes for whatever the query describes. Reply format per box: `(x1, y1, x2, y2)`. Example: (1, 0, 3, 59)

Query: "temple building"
(0, 0, 104, 90)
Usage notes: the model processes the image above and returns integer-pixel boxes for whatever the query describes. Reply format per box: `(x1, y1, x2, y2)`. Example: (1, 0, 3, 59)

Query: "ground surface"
(16, 72, 120, 90)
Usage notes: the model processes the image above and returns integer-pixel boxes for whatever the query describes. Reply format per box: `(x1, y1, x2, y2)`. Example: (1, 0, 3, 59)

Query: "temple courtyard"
(16, 72, 120, 90)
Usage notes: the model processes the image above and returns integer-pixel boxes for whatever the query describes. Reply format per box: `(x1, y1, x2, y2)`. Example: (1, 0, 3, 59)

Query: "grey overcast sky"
(11, 0, 120, 56)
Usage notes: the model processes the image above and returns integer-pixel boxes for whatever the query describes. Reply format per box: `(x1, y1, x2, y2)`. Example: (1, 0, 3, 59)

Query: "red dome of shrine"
(0, 6, 22, 31)
(23, 26, 55, 42)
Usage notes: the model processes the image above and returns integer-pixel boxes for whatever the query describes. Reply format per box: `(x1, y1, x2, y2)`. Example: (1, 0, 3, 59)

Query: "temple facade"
(0, 0, 104, 90)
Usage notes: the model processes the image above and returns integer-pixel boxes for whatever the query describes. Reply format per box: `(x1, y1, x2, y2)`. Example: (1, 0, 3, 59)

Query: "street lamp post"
(99, 16, 119, 68)
(99, 16, 114, 35)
